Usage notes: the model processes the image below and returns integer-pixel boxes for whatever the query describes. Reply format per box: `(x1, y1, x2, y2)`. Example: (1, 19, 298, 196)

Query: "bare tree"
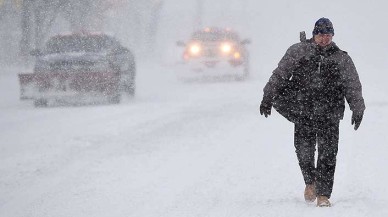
(14, 0, 165, 63)
(195, 0, 203, 30)
(1, 0, 21, 64)
(145, 0, 164, 53)
(117, 0, 164, 55)
(20, 0, 64, 59)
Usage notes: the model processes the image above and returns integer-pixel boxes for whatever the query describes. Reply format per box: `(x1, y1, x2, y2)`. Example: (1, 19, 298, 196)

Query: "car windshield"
(191, 30, 240, 42)
(45, 35, 109, 54)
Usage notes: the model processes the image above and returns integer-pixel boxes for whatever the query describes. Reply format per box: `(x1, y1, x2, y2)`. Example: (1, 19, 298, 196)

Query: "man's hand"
(351, 110, 364, 130)
(260, 100, 272, 118)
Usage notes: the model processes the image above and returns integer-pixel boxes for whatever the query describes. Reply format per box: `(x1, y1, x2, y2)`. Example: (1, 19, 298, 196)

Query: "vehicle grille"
(203, 49, 217, 57)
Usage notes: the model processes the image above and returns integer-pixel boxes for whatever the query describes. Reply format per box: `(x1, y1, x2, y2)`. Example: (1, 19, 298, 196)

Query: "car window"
(45, 35, 110, 54)
(191, 31, 240, 42)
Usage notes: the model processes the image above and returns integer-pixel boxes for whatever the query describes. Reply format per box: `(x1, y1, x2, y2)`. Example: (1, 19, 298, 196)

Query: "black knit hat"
(313, 17, 334, 35)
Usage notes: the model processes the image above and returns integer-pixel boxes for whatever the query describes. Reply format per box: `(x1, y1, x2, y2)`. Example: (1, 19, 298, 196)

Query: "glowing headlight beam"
(189, 44, 201, 55)
(221, 43, 232, 53)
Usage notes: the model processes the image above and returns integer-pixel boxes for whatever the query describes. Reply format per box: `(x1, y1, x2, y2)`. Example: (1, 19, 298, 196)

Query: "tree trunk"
(20, 0, 34, 58)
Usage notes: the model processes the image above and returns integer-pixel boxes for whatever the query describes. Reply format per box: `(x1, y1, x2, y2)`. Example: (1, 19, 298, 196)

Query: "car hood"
(38, 52, 108, 64)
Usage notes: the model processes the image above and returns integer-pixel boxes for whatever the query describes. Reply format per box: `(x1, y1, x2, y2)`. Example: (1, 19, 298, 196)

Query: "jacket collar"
(307, 38, 340, 56)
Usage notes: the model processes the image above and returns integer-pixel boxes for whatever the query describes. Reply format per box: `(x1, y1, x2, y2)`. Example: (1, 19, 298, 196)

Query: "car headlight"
(220, 43, 232, 53)
(189, 44, 201, 55)
(233, 52, 241, 59)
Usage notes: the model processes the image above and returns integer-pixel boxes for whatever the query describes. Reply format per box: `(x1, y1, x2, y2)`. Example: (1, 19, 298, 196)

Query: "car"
(176, 27, 250, 80)
(18, 32, 136, 106)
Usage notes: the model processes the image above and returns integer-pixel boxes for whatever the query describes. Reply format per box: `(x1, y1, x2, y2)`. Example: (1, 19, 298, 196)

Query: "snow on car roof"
(50, 31, 115, 38)
(191, 27, 240, 41)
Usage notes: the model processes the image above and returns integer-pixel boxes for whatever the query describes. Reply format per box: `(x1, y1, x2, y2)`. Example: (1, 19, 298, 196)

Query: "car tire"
(108, 94, 121, 104)
(124, 81, 135, 96)
(122, 75, 135, 96)
(126, 86, 135, 96)
(121, 69, 136, 97)
(34, 98, 48, 107)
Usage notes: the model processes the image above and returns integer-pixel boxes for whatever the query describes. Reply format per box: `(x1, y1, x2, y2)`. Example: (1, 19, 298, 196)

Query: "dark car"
(176, 27, 250, 80)
(19, 32, 136, 106)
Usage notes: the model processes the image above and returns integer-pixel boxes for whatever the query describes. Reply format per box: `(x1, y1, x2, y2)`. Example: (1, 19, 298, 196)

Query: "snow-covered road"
(1, 62, 387, 217)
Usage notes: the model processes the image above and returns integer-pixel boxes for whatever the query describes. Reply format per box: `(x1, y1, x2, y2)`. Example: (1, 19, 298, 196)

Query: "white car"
(176, 27, 251, 80)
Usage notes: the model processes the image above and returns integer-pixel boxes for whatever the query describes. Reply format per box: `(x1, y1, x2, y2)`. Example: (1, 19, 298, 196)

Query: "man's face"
(314, 33, 333, 47)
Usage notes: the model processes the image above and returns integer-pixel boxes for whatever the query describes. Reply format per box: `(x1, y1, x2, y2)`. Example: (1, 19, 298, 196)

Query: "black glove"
(351, 110, 364, 130)
(260, 99, 272, 118)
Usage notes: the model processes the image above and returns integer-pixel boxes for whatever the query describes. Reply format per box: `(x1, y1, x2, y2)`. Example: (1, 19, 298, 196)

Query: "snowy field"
(1, 0, 388, 216)
(1, 60, 387, 217)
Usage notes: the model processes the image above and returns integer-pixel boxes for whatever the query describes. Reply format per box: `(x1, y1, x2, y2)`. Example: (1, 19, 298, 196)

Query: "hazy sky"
(1, 0, 386, 75)
(150, 0, 387, 79)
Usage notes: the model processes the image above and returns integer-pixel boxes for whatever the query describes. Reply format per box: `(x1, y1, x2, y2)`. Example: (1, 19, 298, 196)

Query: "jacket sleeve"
(340, 54, 366, 113)
(262, 44, 300, 101)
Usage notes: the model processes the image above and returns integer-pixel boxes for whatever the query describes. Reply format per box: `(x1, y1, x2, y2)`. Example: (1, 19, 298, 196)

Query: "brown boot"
(304, 184, 316, 202)
(317, 196, 331, 207)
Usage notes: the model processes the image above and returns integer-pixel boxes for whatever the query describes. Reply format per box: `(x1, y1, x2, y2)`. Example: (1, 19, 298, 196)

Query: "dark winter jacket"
(263, 38, 365, 124)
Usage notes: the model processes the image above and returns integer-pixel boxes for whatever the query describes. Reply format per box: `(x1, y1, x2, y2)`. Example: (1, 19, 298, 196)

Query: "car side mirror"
(241, 39, 251, 45)
(30, 49, 43, 56)
(176, 41, 186, 47)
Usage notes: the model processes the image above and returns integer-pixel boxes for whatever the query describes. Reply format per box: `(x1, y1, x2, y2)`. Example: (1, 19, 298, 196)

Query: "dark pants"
(294, 120, 339, 198)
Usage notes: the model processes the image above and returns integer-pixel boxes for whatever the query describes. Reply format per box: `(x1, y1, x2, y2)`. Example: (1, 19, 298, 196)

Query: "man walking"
(259, 18, 365, 207)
